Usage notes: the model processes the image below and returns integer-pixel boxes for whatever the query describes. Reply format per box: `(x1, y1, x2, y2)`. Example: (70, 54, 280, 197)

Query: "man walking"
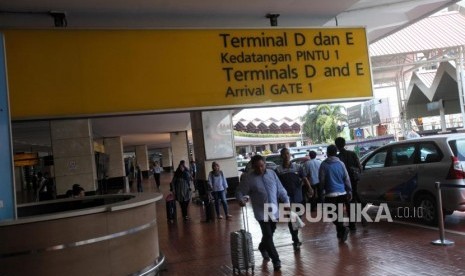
(319, 145, 352, 243)
(303, 150, 322, 210)
(236, 155, 290, 271)
(275, 148, 312, 251)
(335, 137, 362, 231)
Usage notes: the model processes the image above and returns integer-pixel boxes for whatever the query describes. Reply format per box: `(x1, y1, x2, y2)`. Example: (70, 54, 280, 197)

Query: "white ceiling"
(3, 0, 460, 152)
(0, 0, 459, 42)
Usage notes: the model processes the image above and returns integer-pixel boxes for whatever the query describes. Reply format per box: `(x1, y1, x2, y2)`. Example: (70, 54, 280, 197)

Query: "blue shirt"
(303, 158, 322, 185)
(208, 171, 228, 192)
(236, 169, 290, 221)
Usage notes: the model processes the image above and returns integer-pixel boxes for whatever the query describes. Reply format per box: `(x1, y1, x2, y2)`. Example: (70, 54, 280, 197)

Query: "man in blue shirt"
(303, 150, 322, 210)
(275, 148, 311, 251)
(319, 145, 352, 243)
(236, 155, 289, 271)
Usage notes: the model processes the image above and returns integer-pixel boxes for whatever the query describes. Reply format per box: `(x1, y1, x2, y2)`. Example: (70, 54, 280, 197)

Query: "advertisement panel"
(347, 98, 391, 128)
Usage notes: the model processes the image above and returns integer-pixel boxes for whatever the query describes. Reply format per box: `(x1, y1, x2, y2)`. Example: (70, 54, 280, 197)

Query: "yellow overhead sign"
(3, 29, 372, 119)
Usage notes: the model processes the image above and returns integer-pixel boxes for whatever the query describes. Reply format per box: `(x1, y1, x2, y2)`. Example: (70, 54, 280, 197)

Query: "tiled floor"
(13, 170, 465, 275)
(146, 173, 465, 276)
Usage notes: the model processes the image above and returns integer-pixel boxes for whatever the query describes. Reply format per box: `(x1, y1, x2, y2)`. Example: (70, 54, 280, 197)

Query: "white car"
(358, 134, 465, 225)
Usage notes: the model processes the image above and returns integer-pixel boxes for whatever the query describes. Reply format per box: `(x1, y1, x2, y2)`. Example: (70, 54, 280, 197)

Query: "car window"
(265, 155, 282, 164)
(390, 144, 415, 166)
(419, 143, 441, 163)
(237, 160, 248, 167)
(449, 139, 465, 161)
(364, 150, 387, 169)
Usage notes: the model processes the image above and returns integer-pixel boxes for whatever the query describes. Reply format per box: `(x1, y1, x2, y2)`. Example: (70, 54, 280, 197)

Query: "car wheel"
(416, 194, 438, 226)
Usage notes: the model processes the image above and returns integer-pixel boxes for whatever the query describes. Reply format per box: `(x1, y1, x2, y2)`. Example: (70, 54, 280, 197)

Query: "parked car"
(358, 134, 465, 225)
(291, 156, 310, 165)
(264, 153, 282, 165)
(237, 159, 249, 177)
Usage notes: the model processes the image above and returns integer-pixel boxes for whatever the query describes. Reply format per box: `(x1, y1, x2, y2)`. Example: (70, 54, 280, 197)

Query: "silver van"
(358, 134, 465, 225)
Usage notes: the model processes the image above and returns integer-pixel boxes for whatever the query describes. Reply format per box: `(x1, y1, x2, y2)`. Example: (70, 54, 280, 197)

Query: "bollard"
(431, 181, 454, 246)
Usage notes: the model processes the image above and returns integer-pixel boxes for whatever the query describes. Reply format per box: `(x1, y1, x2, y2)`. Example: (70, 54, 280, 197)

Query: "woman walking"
(152, 161, 162, 191)
(171, 160, 192, 221)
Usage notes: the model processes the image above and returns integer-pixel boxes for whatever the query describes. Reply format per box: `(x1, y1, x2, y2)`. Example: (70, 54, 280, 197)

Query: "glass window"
(390, 144, 415, 166)
(364, 150, 387, 169)
(449, 139, 465, 161)
(419, 143, 441, 163)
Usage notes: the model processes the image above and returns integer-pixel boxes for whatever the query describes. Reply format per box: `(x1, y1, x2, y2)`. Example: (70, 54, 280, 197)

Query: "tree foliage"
(301, 104, 347, 143)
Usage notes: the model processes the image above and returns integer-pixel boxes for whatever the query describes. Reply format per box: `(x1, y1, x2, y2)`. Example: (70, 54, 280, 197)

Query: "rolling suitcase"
(165, 193, 177, 223)
(205, 198, 216, 222)
(230, 206, 255, 274)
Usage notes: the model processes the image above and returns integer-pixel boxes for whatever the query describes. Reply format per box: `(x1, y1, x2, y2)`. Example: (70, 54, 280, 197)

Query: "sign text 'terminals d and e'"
(218, 30, 369, 99)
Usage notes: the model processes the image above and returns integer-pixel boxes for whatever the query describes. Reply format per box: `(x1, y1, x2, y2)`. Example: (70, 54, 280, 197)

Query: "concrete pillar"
(191, 111, 238, 180)
(161, 148, 172, 171)
(135, 145, 149, 177)
(270, 144, 278, 153)
(190, 112, 207, 180)
(51, 119, 97, 195)
(170, 131, 190, 171)
(439, 99, 447, 132)
(104, 137, 125, 178)
(188, 129, 195, 161)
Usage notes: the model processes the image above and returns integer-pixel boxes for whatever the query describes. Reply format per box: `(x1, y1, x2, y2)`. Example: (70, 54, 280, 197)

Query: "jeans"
(258, 221, 280, 265)
(212, 190, 229, 216)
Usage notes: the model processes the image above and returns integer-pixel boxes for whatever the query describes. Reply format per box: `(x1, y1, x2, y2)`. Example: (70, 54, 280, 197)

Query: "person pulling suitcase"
(236, 154, 290, 271)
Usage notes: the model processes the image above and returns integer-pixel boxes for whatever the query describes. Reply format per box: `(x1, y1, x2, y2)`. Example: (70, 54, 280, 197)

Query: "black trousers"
(258, 221, 280, 265)
(346, 181, 365, 228)
(154, 173, 161, 189)
(324, 195, 348, 238)
(179, 200, 189, 218)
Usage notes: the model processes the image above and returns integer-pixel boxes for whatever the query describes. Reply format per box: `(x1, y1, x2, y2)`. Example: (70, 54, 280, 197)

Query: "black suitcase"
(166, 199, 177, 223)
(230, 206, 255, 274)
(205, 198, 216, 222)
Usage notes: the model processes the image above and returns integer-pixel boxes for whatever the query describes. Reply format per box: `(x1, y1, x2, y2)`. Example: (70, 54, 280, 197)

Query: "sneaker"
(226, 214, 232, 219)
(340, 227, 349, 243)
(218, 215, 223, 219)
(273, 261, 281, 271)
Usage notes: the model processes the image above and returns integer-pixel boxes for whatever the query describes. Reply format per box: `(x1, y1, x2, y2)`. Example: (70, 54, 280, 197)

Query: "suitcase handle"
(241, 205, 250, 232)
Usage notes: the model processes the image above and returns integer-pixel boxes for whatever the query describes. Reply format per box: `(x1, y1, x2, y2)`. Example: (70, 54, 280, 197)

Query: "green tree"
(301, 104, 347, 143)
